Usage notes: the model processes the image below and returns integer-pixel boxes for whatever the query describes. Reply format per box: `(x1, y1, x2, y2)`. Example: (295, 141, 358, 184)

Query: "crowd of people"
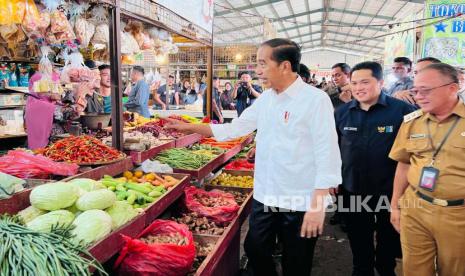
(163, 38, 465, 276)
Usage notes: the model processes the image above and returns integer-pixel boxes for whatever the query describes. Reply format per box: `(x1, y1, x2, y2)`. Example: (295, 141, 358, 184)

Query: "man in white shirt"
(164, 38, 342, 276)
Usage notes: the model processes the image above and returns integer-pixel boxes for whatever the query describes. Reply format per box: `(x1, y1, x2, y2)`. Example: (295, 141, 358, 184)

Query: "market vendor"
(164, 38, 341, 275)
(124, 66, 150, 118)
(98, 64, 112, 114)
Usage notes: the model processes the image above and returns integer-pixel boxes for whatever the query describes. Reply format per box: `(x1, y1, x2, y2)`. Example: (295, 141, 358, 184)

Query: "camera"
(240, 81, 248, 88)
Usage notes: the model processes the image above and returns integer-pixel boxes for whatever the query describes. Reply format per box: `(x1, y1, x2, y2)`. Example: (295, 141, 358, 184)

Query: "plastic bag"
(32, 47, 63, 94)
(22, 0, 40, 36)
(74, 17, 95, 48)
(0, 24, 18, 41)
(50, 10, 75, 42)
(121, 31, 140, 55)
(91, 23, 108, 46)
(115, 220, 195, 276)
(61, 51, 92, 83)
(0, 172, 25, 199)
(184, 186, 240, 224)
(0, 150, 79, 179)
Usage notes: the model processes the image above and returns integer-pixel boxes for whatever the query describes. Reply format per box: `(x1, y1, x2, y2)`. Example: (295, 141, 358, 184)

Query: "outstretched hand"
(161, 117, 194, 134)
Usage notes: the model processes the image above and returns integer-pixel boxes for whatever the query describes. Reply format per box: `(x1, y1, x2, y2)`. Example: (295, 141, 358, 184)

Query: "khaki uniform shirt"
(389, 100, 465, 200)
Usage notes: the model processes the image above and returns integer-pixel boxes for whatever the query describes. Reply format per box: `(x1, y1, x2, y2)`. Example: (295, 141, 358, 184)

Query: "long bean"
(0, 216, 107, 276)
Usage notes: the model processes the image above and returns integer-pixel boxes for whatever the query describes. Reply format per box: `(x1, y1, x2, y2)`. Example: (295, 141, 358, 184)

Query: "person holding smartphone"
(232, 71, 262, 116)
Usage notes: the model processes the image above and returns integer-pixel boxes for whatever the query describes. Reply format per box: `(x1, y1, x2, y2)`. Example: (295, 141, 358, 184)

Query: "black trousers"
(342, 191, 401, 276)
(244, 199, 318, 276)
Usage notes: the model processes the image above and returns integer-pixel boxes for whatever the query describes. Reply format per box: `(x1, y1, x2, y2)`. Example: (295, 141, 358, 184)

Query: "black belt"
(415, 190, 465, 207)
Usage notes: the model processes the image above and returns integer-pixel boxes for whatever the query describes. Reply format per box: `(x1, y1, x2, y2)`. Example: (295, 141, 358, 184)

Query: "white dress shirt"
(211, 77, 342, 211)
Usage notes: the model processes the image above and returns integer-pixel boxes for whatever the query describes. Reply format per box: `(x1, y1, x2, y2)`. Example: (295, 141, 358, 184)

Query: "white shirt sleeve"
(310, 94, 342, 189)
(210, 91, 264, 141)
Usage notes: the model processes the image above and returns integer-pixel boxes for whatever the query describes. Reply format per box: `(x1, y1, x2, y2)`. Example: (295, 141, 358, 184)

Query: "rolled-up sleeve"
(210, 92, 263, 141)
(311, 94, 342, 189)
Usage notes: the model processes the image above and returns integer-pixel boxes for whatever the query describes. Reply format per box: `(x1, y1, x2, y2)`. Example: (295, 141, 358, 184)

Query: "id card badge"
(419, 166, 440, 192)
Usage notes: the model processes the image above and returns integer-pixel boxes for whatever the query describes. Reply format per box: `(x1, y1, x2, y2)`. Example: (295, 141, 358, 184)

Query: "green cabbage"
(66, 203, 82, 216)
(18, 206, 47, 223)
(30, 182, 79, 211)
(68, 178, 105, 192)
(27, 210, 75, 232)
(105, 201, 139, 230)
(75, 189, 116, 211)
(71, 210, 112, 246)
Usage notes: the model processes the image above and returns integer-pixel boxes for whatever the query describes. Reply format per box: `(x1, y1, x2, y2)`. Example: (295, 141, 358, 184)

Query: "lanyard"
(426, 116, 460, 166)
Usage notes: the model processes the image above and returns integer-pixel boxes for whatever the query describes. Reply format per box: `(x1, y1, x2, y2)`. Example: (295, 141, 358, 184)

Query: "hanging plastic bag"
(75, 17, 95, 48)
(31, 46, 63, 94)
(50, 10, 75, 42)
(22, 0, 40, 36)
(60, 51, 92, 83)
(91, 23, 109, 48)
(184, 186, 240, 224)
(115, 220, 195, 276)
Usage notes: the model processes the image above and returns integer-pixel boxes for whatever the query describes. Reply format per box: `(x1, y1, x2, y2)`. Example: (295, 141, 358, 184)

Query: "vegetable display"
(36, 135, 124, 164)
(200, 136, 248, 150)
(71, 210, 113, 246)
(172, 212, 226, 235)
(101, 174, 177, 209)
(26, 210, 75, 233)
(224, 159, 255, 171)
(75, 189, 116, 211)
(210, 173, 254, 188)
(0, 215, 107, 276)
(154, 145, 224, 170)
(30, 182, 79, 211)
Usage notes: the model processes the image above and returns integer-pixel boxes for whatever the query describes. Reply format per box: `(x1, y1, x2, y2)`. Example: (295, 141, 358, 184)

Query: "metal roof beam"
(397, 0, 424, 4)
(301, 44, 377, 55)
(327, 39, 384, 50)
(326, 30, 384, 42)
(326, 19, 386, 32)
(329, 8, 394, 21)
(215, 8, 325, 35)
(215, 0, 283, 16)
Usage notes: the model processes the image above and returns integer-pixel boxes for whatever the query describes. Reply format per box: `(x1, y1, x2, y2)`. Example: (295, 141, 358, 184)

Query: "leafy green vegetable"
(18, 206, 47, 223)
(69, 178, 105, 192)
(76, 189, 116, 211)
(71, 210, 112, 246)
(26, 210, 75, 233)
(105, 201, 139, 230)
(30, 182, 79, 211)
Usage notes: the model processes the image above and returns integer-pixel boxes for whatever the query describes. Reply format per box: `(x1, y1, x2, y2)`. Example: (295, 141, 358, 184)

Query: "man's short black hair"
(351, 61, 384, 81)
(168, 74, 175, 79)
(422, 63, 459, 84)
(238, 71, 252, 79)
(331, 63, 351, 75)
(84, 59, 97, 69)
(132, 65, 145, 75)
(298, 64, 310, 80)
(98, 64, 110, 71)
(393, 57, 412, 68)
(417, 57, 441, 64)
(213, 76, 220, 81)
(261, 38, 301, 72)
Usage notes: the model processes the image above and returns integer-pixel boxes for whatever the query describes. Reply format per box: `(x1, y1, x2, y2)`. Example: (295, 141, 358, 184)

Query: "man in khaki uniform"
(389, 63, 465, 276)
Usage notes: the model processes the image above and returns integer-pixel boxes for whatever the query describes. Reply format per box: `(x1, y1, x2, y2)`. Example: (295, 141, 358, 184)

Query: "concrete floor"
(239, 211, 403, 276)
(239, 212, 352, 276)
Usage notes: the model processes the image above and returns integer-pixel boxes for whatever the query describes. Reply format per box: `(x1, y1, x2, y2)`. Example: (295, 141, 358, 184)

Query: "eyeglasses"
(409, 82, 455, 96)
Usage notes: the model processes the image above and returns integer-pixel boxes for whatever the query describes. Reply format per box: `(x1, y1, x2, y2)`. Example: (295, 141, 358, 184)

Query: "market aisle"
(239, 211, 352, 276)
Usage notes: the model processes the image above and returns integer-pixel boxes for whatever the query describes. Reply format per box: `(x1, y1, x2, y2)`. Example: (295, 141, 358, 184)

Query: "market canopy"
(213, 0, 425, 57)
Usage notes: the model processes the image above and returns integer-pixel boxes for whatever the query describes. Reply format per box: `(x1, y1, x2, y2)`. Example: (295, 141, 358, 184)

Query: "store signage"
(156, 0, 214, 34)
(422, 0, 465, 66)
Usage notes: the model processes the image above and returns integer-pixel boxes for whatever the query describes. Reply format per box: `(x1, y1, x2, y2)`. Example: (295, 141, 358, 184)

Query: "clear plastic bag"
(75, 17, 95, 48)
